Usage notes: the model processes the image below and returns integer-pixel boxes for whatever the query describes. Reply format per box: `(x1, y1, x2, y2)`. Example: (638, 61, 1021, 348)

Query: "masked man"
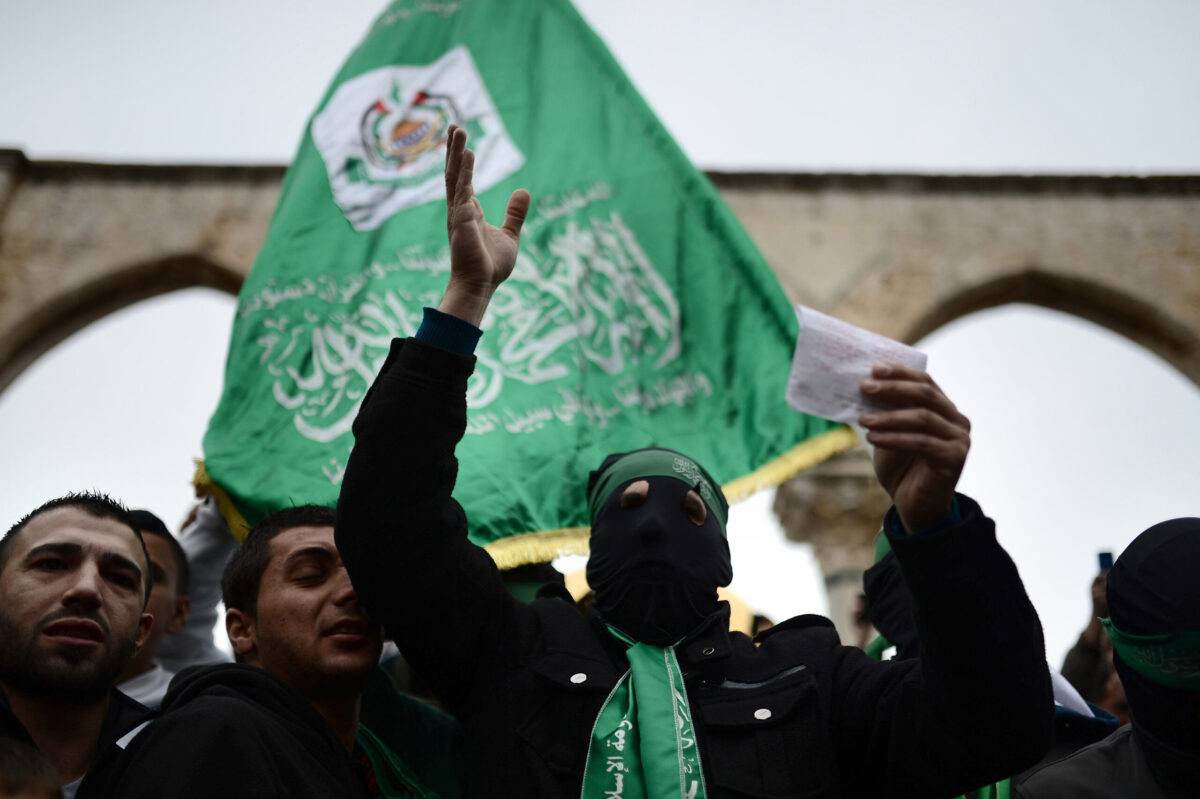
(336, 125, 1053, 798)
(1018, 518, 1200, 798)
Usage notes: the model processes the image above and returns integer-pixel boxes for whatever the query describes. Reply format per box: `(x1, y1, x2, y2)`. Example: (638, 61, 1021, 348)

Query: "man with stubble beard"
(0, 493, 155, 799)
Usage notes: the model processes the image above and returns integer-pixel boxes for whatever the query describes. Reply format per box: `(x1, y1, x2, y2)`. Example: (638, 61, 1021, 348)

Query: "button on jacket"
(336, 337, 1054, 798)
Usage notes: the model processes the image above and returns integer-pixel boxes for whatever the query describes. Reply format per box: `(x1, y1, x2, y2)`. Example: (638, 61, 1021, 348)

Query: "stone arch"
(0, 153, 282, 396)
(721, 173, 1200, 639)
(904, 269, 1200, 386)
(0, 254, 243, 395)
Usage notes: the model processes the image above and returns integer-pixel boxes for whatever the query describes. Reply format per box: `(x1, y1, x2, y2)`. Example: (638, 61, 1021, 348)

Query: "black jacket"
(0, 685, 151, 798)
(337, 337, 1054, 798)
(864, 550, 1118, 783)
(1016, 725, 1190, 798)
(102, 663, 372, 798)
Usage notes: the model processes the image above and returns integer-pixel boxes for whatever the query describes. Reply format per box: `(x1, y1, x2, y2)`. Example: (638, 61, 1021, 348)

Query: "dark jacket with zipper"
(336, 337, 1054, 798)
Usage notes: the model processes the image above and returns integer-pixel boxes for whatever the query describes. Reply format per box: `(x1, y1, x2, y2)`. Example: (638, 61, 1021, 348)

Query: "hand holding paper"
(787, 306, 971, 533)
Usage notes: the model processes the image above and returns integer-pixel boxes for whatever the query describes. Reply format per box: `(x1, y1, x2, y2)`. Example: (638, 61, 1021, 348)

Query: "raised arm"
(335, 126, 532, 713)
(833, 365, 1053, 794)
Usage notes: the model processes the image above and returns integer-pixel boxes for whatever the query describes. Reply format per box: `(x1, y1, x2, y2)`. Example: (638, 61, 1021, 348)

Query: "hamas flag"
(199, 0, 854, 566)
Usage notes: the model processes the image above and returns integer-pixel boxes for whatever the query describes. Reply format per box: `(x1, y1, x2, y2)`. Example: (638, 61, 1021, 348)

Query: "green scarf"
(357, 724, 437, 798)
(581, 627, 707, 799)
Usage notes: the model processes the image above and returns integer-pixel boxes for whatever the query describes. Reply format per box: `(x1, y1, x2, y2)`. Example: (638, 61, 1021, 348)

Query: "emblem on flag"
(313, 45, 524, 231)
(360, 89, 459, 171)
(201, 0, 851, 560)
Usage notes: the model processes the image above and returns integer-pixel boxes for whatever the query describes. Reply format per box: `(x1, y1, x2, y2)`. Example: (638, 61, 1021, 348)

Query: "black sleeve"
(862, 551, 921, 661)
(335, 337, 527, 715)
(832, 494, 1053, 796)
(106, 711, 287, 798)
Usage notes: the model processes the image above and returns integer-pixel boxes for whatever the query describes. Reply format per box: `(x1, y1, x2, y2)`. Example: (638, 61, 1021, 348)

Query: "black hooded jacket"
(336, 337, 1054, 798)
(101, 663, 372, 798)
(0, 686, 150, 798)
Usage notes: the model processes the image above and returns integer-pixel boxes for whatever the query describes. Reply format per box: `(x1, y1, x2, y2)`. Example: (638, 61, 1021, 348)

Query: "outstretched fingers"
(454, 147, 476, 209)
(444, 124, 464, 209)
(502, 189, 531, 240)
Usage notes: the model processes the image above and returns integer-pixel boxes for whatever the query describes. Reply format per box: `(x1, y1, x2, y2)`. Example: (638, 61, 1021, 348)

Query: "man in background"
(1061, 568, 1129, 723)
(155, 497, 236, 673)
(115, 510, 190, 708)
(108, 505, 459, 798)
(0, 494, 154, 798)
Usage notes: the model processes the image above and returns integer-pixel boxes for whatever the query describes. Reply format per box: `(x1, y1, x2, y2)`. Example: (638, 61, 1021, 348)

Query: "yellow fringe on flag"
(721, 426, 860, 504)
(192, 459, 253, 543)
(193, 425, 858, 565)
(483, 425, 859, 567)
(483, 526, 593, 570)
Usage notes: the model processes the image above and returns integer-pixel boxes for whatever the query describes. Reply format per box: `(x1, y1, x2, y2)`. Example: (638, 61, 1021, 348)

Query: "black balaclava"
(1106, 517, 1200, 787)
(585, 449, 732, 646)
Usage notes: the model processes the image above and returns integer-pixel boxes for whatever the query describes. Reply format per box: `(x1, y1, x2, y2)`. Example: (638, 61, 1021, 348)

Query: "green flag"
(200, 0, 853, 565)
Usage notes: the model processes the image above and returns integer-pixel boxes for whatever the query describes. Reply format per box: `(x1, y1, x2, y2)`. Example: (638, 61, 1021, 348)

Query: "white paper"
(786, 306, 927, 424)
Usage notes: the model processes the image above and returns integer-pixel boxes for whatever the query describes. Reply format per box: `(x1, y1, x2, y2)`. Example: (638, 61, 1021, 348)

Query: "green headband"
(587, 449, 729, 534)
(1101, 617, 1200, 691)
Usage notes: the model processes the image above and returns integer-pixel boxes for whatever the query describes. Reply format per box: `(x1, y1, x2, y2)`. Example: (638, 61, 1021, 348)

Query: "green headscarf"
(1100, 618, 1200, 691)
(587, 448, 729, 533)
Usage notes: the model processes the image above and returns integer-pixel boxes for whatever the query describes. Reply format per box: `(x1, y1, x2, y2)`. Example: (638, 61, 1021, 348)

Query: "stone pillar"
(772, 445, 891, 645)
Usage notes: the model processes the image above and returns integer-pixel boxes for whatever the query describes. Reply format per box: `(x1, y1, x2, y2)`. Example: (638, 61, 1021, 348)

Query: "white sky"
(1, 0, 1198, 665)
(2, 1, 1199, 172)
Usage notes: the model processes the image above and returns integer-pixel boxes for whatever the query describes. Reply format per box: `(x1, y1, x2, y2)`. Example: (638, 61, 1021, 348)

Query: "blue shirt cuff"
(884, 495, 962, 539)
(415, 307, 483, 355)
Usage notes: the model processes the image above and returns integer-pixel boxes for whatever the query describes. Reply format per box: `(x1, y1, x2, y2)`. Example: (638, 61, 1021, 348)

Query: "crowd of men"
(2, 126, 1197, 798)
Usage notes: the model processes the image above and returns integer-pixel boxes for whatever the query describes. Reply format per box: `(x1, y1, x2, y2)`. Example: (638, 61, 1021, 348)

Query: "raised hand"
(438, 124, 531, 327)
(857, 364, 971, 533)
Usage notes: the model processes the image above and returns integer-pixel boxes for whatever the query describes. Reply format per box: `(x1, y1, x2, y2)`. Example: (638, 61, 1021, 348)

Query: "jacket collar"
(0, 683, 153, 760)
(588, 602, 734, 675)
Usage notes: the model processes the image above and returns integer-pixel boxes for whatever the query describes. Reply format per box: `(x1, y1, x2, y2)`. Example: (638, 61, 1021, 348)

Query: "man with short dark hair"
(0, 492, 154, 799)
(115, 510, 191, 708)
(107, 505, 460, 798)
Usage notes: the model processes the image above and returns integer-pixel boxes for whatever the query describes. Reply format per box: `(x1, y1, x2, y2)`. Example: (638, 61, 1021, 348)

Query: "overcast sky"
(3, 1, 1199, 172)
(1, 0, 1198, 665)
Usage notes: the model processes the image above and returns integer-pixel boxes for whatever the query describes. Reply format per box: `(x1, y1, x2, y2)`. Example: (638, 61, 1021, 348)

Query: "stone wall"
(3, 151, 1197, 637)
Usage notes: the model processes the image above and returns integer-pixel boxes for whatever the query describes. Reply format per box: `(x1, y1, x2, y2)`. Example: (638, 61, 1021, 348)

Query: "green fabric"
(200, 0, 841, 548)
(581, 627, 707, 799)
(864, 634, 891, 661)
(359, 667, 461, 798)
(357, 723, 435, 798)
(1100, 617, 1200, 690)
(962, 779, 1011, 799)
(872, 528, 892, 563)
(586, 448, 728, 532)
